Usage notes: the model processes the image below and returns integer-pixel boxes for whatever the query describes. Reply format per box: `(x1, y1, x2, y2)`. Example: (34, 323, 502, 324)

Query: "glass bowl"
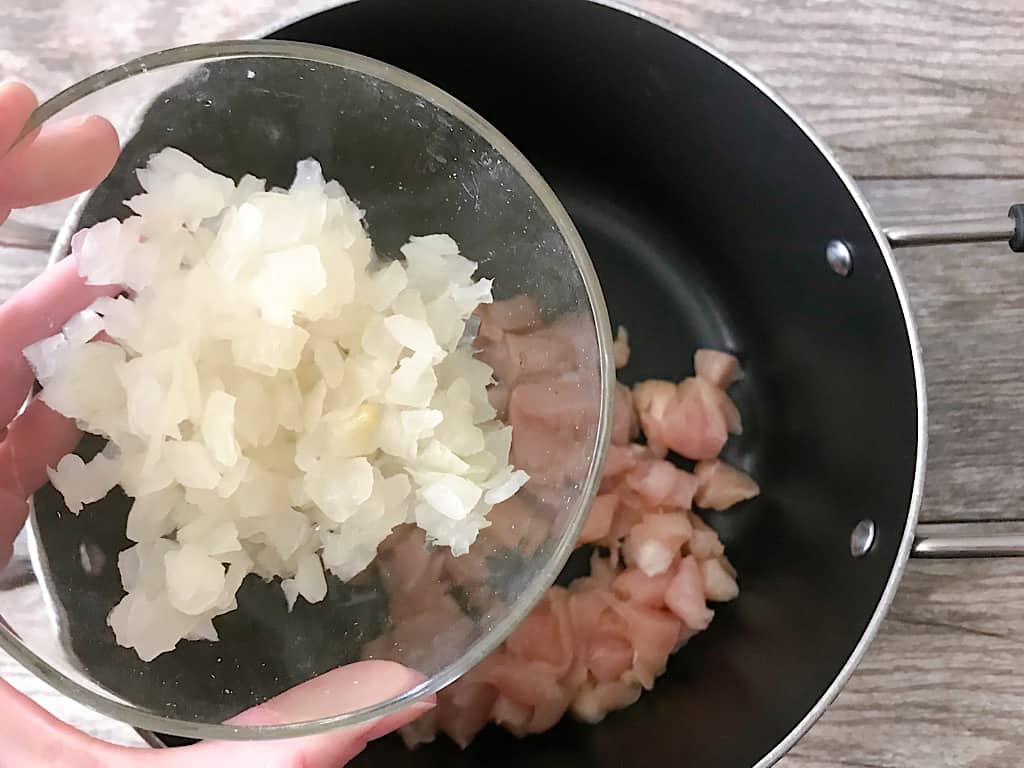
(0, 41, 613, 740)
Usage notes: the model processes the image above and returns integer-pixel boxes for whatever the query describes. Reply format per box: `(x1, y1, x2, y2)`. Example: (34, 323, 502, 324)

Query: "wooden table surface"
(3, 1, 1024, 765)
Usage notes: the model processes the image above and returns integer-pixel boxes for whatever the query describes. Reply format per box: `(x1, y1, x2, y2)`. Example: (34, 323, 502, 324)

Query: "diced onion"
(29, 149, 529, 660)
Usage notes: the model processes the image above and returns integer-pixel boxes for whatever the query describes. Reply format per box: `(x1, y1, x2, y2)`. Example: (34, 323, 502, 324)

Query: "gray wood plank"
(643, 0, 1024, 179)
(782, 553, 1024, 768)
(7, 0, 1024, 178)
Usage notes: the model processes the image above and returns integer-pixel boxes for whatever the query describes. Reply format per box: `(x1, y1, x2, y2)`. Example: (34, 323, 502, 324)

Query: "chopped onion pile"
(27, 148, 529, 661)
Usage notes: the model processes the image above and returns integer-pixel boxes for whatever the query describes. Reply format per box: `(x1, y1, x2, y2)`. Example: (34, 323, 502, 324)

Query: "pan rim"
(234, 1, 926, 764)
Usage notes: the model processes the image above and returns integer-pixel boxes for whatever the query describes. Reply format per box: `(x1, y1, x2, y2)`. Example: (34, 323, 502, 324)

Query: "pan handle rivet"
(850, 519, 876, 557)
(826, 240, 853, 276)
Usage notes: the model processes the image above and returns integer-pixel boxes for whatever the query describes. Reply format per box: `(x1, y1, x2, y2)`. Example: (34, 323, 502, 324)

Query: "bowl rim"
(7, 38, 615, 742)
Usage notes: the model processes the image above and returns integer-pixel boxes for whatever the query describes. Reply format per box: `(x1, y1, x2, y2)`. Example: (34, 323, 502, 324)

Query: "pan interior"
(151, 0, 922, 764)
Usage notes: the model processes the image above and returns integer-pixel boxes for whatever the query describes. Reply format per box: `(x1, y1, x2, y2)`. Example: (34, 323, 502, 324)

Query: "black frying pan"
(122, 0, 1023, 764)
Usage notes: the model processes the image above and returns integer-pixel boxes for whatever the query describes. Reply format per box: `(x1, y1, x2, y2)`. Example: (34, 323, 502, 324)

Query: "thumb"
(116, 660, 434, 768)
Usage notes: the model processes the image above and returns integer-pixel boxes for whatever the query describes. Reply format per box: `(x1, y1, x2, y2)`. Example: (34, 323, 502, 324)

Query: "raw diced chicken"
(505, 587, 576, 677)
(612, 326, 630, 369)
(480, 655, 564, 709)
(508, 376, 595, 434)
(442, 545, 491, 591)
(714, 386, 743, 436)
(624, 459, 698, 510)
(491, 694, 532, 737)
(391, 605, 475, 670)
(481, 495, 550, 557)
(603, 443, 640, 478)
(612, 566, 673, 608)
(374, 525, 448, 617)
(634, 374, 744, 460)
(571, 680, 642, 724)
(623, 512, 693, 577)
(631, 379, 676, 454)
(392, 342, 752, 749)
(664, 556, 714, 631)
(507, 375, 594, 485)
(606, 595, 681, 689)
(694, 459, 760, 510)
(477, 654, 575, 735)
(475, 295, 541, 342)
(687, 511, 726, 560)
(694, 348, 742, 388)
(436, 679, 498, 748)
(582, 630, 633, 682)
(660, 378, 729, 460)
(611, 383, 639, 445)
(605, 491, 649, 543)
(479, 327, 574, 388)
(579, 494, 617, 544)
(399, 708, 439, 749)
(547, 313, 595, 353)
(702, 556, 740, 602)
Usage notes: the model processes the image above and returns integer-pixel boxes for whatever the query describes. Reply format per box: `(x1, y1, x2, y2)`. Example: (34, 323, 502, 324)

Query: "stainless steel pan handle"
(885, 205, 1024, 252)
(885, 217, 1016, 249)
(911, 534, 1024, 558)
(886, 205, 1024, 558)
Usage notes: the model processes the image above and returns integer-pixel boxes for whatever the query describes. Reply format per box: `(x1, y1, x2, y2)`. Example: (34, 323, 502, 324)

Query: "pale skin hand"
(0, 81, 432, 767)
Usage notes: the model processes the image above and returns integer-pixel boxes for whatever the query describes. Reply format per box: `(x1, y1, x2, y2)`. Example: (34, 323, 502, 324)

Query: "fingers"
(0, 618, 434, 768)
(0, 249, 118, 563)
(0, 398, 81, 504)
(0, 85, 122, 423)
(108, 661, 435, 768)
(0, 256, 120, 426)
(0, 399, 81, 566)
(0, 82, 37, 228)
(0, 113, 118, 211)
(0, 81, 37, 155)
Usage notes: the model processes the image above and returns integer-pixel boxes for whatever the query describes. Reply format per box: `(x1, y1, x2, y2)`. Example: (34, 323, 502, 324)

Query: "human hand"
(0, 81, 432, 767)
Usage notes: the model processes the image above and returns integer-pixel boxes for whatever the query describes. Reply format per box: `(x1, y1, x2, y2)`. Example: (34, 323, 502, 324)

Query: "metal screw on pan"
(850, 519, 876, 558)
(825, 240, 852, 276)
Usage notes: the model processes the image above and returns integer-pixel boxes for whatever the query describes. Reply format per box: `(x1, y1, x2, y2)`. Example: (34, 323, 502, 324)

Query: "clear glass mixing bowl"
(0, 41, 613, 740)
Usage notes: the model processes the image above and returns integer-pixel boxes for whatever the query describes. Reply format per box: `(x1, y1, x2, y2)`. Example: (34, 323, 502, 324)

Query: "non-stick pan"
(124, 0, 1024, 764)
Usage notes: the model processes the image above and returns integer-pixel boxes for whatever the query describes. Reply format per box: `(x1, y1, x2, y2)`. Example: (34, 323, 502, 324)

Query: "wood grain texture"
(783, 553, 1024, 768)
(3, 0, 1024, 766)
(2, 0, 1024, 178)
(642, 0, 1024, 178)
